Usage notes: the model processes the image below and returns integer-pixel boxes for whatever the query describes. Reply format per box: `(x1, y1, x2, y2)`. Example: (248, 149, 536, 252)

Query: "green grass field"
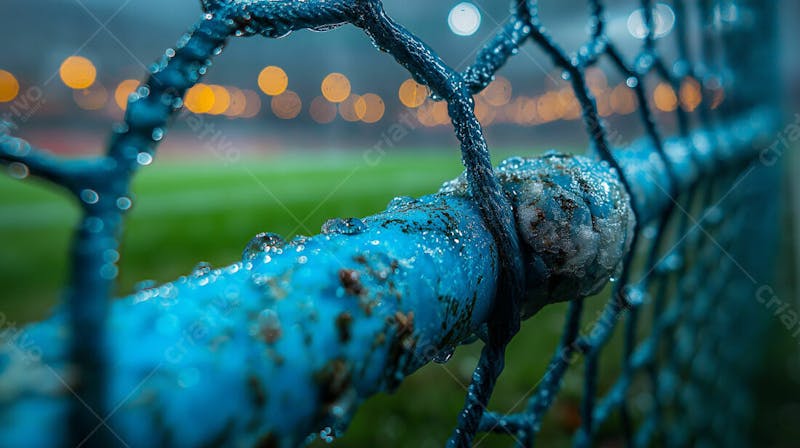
(0, 150, 470, 321)
(0, 150, 796, 447)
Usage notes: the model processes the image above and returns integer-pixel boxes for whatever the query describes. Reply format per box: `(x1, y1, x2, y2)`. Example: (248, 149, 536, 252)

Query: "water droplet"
(267, 28, 293, 39)
(316, 425, 336, 443)
(116, 196, 133, 210)
(321, 217, 367, 235)
(103, 249, 120, 263)
(7, 162, 29, 179)
(387, 196, 413, 212)
(242, 232, 286, 261)
(309, 23, 346, 32)
(561, 70, 572, 81)
(642, 224, 658, 239)
(656, 253, 683, 274)
(433, 345, 455, 364)
(626, 76, 639, 88)
(84, 216, 104, 233)
(622, 285, 646, 307)
(251, 273, 270, 288)
(499, 156, 525, 171)
(191, 261, 212, 278)
(636, 54, 654, 72)
(151, 128, 165, 141)
(112, 122, 129, 134)
(99, 263, 118, 280)
(134, 279, 157, 292)
(80, 189, 99, 204)
(137, 152, 153, 166)
(257, 309, 282, 343)
(673, 60, 690, 78)
(165, 279, 184, 294)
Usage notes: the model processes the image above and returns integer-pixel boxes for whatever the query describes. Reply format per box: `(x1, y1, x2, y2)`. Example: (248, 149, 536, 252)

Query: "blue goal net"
(0, 0, 783, 447)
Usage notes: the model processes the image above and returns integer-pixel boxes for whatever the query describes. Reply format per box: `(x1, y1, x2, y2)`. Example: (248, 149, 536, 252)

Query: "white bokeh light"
(448, 2, 481, 37)
(627, 3, 676, 39)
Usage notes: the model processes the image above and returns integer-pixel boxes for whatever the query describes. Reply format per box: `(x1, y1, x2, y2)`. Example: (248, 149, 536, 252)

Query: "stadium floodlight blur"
(0, 0, 733, 155)
(626, 3, 675, 39)
(448, 2, 482, 37)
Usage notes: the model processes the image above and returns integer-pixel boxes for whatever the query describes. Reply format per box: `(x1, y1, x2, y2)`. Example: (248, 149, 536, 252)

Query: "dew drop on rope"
(99, 263, 118, 280)
(133, 279, 157, 292)
(256, 309, 282, 343)
(7, 162, 29, 179)
(387, 196, 413, 212)
(191, 261, 212, 278)
(433, 345, 456, 364)
(116, 196, 133, 211)
(84, 216, 104, 233)
(112, 122, 129, 134)
(242, 232, 287, 262)
(622, 285, 646, 307)
(321, 217, 367, 235)
(309, 23, 346, 33)
(80, 189, 99, 204)
(137, 152, 153, 166)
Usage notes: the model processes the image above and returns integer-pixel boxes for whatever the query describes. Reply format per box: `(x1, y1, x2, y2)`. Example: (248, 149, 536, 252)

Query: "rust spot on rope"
(373, 332, 386, 347)
(335, 312, 353, 343)
(248, 375, 267, 409)
(381, 310, 417, 390)
(394, 310, 414, 336)
(260, 325, 281, 344)
(338, 269, 364, 296)
(314, 358, 352, 408)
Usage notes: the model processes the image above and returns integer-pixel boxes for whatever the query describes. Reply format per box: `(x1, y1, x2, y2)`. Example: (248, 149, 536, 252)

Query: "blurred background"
(0, 0, 798, 446)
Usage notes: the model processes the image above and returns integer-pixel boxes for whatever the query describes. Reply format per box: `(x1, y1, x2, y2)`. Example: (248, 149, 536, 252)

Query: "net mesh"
(0, 0, 780, 446)
(428, 0, 778, 445)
